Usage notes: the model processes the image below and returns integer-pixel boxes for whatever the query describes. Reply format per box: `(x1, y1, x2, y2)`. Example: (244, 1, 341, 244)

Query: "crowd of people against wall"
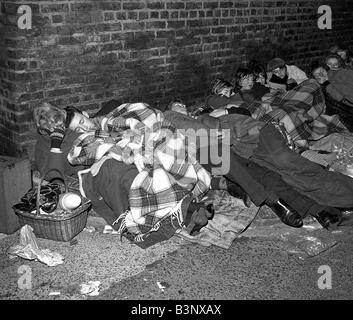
(29, 43, 353, 248)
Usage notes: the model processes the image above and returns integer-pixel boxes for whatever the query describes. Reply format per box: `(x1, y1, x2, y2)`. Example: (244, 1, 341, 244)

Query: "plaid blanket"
(68, 103, 211, 240)
(243, 79, 348, 148)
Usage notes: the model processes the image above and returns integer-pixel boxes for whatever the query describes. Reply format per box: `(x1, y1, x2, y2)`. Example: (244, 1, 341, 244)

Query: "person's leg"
(243, 158, 320, 218)
(95, 160, 138, 221)
(251, 124, 353, 208)
(198, 143, 303, 227)
(244, 157, 342, 228)
(81, 170, 120, 226)
(198, 143, 278, 206)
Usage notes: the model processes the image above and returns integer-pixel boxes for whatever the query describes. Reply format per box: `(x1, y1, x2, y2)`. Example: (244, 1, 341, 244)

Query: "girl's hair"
(309, 60, 329, 76)
(325, 54, 342, 67)
(64, 106, 82, 128)
(33, 102, 66, 135)
(249, 63, 267, 82)
(211, 78, 233, 95)
(329, 44, 353, 65)
(233, 68, 254, 89)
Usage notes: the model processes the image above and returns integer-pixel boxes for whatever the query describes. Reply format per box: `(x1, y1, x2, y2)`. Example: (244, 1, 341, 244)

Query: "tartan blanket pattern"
(68, 103, 211, 239)
(244, 79, 348, 148)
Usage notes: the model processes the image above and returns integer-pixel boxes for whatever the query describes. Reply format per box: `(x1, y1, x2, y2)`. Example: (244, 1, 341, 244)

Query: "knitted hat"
(267, 58, 285, 71)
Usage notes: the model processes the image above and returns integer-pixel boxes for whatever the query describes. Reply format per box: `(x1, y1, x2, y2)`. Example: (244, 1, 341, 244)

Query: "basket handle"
(36, 168, 68, 215)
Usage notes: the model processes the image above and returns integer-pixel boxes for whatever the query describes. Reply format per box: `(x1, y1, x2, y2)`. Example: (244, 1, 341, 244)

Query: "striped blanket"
(68, 103, 211, 241)
(244, 79, 349, 148)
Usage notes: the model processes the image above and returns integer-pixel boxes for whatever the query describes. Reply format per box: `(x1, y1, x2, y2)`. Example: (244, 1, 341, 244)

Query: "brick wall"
(0, 0, 353, 158)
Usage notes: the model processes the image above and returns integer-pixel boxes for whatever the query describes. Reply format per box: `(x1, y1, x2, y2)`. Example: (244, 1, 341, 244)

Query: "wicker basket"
(13, 168, 91, 242)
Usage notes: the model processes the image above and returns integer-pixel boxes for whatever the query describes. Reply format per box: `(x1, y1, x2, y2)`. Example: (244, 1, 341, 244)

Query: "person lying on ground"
(164, 101, 343, 230)
(310, 60, 353, 132)
(311, 60, 353, 106)
(33, 102, 216, 244)
(267, 57, 308, 92)
(325, 54, 343, 71)
(233, 67, 270, 103)
(203, 78, 246, 112)
(329, 44, 353, 69)
(247, 61, 271, 99)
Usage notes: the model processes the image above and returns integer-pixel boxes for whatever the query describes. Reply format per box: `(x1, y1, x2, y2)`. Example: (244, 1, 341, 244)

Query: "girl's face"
(312, 67, 328, 84)
(240, 75, 254, 90)
(68, 112, 96, 133)
(219, 87, 232, 98)
(272, 65, 287, 79)
(256, 73, 266, 85)
(326, 57, 340, 70)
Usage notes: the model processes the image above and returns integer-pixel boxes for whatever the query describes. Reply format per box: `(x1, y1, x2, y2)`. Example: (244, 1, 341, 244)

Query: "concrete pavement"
(0, 207, 352, 300)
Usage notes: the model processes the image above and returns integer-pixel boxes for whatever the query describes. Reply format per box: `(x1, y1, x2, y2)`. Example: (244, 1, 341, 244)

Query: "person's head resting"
(249, 62, 267, 85)
(310, 60, 329, 84)
(64, 106, 96, 133)
(234, 68, 254, 91)
(325, 54, 342, 71)
(33, 102, 66, 135)
(211, 78, 234, 97)
(329, 44, 351, 63)
(267, 57, 287, 79)
(33, 102, 95, 136)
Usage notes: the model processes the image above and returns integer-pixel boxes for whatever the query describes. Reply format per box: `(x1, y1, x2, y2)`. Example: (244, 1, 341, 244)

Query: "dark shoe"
(338, 209, 353, 227)
(184, 203, 215, 235)
(314, 210, 341, 230)
(270, 199, 303, 228)
(225, 180, 252, 208)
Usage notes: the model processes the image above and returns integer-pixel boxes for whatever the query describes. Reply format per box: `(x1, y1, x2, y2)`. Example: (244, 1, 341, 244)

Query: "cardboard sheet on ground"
(7, 225, 64, 267)
(176, 190, 260, 249)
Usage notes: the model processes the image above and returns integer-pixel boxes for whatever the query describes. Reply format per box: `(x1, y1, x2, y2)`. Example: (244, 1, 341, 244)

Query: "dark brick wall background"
(0, 0, 352, 158)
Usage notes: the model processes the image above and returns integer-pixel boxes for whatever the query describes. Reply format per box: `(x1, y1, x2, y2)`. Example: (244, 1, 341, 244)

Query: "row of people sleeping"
(32, 96, 353, 247)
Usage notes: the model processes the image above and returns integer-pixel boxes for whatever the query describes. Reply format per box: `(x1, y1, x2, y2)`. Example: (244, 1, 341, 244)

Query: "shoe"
(184, 203, 215, 236)
(313, 210, 341, 230)
(226, 180, 252, 208)
(337, 209, 353, 227)
(270, 199, 303, 228)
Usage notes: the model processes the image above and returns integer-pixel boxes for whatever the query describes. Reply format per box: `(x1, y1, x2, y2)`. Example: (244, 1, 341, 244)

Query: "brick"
(147, 2, 165, 10)
(128, 11, 138, 20)
(186, 2, 203, 10)
(167, 2, 185, 10)
(99, 2, 122, 11)
(139, 12, 149, 20)
(122, 22, 145, 31)
(101, 42, 124, 51)
(146, 21, 166, 29)
(203, 2, 219, 9)
(41, 4, 69, 13)
(52, 15, 64, 24)
(150, 11, 159, 19)
(104, 12, 115, 21)
(122, 2, 145, 10)
(167, 21, 185, 29)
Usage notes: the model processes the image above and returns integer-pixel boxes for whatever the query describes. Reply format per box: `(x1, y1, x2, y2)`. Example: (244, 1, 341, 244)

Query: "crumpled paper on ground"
(7, 225, 64, 267)
(176, 190, 259, 249)
(280, 232, 338, 257)
(80, 281, 101, 296)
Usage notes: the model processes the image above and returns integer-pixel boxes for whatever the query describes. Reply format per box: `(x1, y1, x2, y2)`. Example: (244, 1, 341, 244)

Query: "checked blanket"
(68, 102, 211, 240)
(243, 79, 349, 148)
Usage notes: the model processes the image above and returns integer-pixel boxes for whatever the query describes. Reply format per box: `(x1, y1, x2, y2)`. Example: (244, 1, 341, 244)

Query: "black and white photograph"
(0, 0, 353, 308)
